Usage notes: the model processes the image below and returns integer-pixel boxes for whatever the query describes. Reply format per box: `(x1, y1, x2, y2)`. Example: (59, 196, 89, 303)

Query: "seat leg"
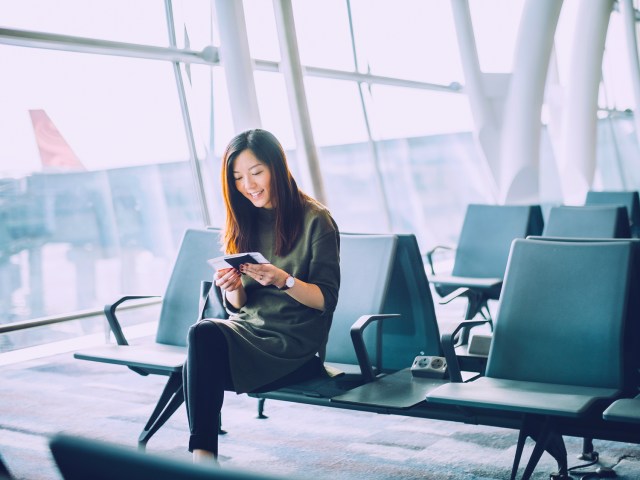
(578, 437, 598, 461)
(546, 433, 569, 480)
(257, 398, 268, 419)
(458, 291, 487, 345)
(138, 371, 184, 448)
(219, 413, 227, 435)
(480, 304, 494, 332)
(510, 427, 528, 480)
(521, 417, 555, 480)
(521, 438, 547, 480)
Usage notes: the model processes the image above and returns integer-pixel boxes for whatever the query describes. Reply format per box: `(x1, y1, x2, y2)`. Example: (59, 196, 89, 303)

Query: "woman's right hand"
(215, 267, 243, 292)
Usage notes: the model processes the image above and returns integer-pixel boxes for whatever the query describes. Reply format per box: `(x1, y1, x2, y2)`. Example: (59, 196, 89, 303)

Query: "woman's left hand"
(240, 263, 285, 288)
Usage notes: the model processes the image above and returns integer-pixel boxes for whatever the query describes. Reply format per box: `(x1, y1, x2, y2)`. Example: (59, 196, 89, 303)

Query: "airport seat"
(523, 235, 640, 464)
(252, 233, 445, 412)
(370, 233, 443, 372)
(542, 205, 631, 238)
(603, 395, 640, 424)
(74, 228, 226, 448)
(427, 204, 543, 380)
(426, 238, 636, 479)
(585, 190, 640, 238)
(252, 233, 398, 411)
(447, 205, 632, 383)
(49, 433, 293, 480)
(427, 203, 543, 324)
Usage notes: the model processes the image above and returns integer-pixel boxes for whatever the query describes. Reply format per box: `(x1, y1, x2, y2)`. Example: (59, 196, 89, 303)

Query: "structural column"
(214, 0, 262, 132)
(499, 0, 563, 204)
(272, 0, 326, 205)
(450, 0, 500, 199)
(621, 0, 640, 154)
(558, 0, 614, 204)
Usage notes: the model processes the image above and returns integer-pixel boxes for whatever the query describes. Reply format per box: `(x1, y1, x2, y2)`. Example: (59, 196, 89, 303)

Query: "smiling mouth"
(249, 190, 263, 199)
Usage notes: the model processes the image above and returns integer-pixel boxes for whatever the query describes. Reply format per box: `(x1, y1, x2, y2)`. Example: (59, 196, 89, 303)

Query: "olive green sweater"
(212, 202, 340, 393)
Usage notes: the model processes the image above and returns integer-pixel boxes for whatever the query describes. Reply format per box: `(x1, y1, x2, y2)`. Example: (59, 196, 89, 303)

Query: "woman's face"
(232, 149, 273, 209)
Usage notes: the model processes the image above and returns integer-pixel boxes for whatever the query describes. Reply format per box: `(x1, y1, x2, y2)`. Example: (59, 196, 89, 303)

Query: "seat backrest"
(586, 190, 640, 237)
(452, 204, 544, 278)
(50, 433, 286, 480)
(378, 234, 442, 371)
(543, 205, 631, 239)
(486, 239, 634, 390)
(155, 228, 226, 346)
(527, 235, 640, 389)
(324, 234, 397, 366)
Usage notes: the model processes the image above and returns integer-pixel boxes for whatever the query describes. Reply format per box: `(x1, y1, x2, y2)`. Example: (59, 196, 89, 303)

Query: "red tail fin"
(29, 109, 86, 171)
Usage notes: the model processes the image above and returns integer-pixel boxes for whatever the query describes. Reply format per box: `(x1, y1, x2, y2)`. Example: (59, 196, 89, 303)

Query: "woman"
(183, 129, 341, 463)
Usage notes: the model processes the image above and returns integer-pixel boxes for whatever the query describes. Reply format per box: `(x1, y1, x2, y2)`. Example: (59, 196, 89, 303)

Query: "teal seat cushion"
(427, 377, 620, 418)
(603, 398, 640, 424)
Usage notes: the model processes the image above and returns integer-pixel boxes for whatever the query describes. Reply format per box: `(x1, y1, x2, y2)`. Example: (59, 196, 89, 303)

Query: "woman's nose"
(243, 176, 254, 190)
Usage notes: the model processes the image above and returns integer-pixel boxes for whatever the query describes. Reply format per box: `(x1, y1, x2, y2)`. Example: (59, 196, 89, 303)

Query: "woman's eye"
(252, 170, 263, 176)
(234, 177, 242, 182)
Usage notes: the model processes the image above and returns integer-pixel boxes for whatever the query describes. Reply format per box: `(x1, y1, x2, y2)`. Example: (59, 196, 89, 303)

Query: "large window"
(238, 0, 488, 247)
(3, 0, 639, 354)
(0, 5, 210, 351)
(3, 0, 168, 45)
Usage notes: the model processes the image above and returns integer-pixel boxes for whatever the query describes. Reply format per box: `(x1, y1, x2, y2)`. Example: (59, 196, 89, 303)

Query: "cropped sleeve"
(308, 212, 340, 314)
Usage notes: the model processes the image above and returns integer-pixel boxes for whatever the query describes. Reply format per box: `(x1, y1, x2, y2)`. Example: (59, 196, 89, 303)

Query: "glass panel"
(365, 87, 489, 245)
(3, 0, 168, 46)
(595, 115, 640, 189)
(304, 77, 368, 146)
(182, 64, 230, 224)
(254, 71, 296, 150)
(349, 0, 463, 84)
(243, 0, 281, 62)
(291, 0, 354, 71)
(172, 0, 216, 50)
(469, 0, 525, 73)
(319, 134, 492, 248)
(376, 134, 492, 247)
(367, 85, 475, 140)
(0, 45, 203, 350)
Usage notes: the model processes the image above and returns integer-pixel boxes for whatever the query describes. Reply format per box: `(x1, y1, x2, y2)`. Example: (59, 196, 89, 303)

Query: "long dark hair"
(221, 129, 311, 256)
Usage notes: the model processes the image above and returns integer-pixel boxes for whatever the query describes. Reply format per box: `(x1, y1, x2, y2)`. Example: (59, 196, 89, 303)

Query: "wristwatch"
(280, 275, 295, 291)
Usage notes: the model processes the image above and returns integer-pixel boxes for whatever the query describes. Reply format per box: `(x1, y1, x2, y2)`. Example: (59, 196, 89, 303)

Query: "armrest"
(199, 281, 212, 320)
(438, 287, 470, 305)
(350, 314, 401, 383)
(425, 245, 453, 275)
(104, 295, 161, 346)
(441, 319, 491, 383)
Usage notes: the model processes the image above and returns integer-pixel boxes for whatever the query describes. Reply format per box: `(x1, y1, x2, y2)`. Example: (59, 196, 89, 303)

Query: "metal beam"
(0, 298, 161, 334)
(0, 27, 218, 65)
(254, 59, 461, 93)
(273, 0, 326, 204)
(163, 0, 212, 226)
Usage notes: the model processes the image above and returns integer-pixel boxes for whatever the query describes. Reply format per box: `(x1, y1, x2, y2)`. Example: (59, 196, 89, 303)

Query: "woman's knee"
(187, 320, 226, 349)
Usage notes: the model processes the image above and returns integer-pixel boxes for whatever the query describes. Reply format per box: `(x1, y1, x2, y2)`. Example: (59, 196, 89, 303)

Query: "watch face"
(285, 275, 295, 288)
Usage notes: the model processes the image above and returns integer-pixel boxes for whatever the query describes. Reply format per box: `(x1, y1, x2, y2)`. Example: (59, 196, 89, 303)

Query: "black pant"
(183, 320, 324, 456)
(183, 320, 234, 455)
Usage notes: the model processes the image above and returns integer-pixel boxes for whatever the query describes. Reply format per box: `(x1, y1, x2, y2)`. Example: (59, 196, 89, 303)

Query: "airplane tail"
(29, 109, 86, 172)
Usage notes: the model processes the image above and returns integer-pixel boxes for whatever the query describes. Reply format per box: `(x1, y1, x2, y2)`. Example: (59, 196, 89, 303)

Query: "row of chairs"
(429, 191, 639, 381)
(428, 236, 640, 479)
(72, 191, 640, 479)
(429, 191, 638, 328)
